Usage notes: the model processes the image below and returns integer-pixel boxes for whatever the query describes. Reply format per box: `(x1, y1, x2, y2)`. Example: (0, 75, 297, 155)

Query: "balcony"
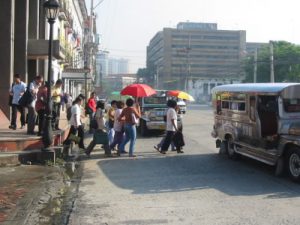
(27, 39, 65, 60)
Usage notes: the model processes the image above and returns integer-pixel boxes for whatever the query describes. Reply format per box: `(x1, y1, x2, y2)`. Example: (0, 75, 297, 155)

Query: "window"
(219, 92, 246, 112)
(283, 99, 300, 112)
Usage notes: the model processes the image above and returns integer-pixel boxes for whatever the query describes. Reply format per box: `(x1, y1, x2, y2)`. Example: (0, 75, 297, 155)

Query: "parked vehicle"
(211, 83, 300, 182)
(138, 90, 182, 136)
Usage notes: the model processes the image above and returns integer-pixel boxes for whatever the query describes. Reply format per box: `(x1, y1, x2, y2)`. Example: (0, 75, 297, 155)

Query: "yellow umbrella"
(168, 90, 195, 101)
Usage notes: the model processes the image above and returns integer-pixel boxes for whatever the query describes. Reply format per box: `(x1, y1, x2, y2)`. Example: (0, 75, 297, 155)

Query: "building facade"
(108, 58, 129, 75)
(0, 0, 97, 123)
(147, 22, 246, 102)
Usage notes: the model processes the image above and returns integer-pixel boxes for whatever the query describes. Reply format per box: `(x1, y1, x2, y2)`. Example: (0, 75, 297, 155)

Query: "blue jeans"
(119, 124, 136, 156)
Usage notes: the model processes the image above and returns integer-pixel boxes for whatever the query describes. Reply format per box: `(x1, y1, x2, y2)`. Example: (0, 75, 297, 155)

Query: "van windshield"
(283, 99, 300, 112)
(144, 97, 166, 105)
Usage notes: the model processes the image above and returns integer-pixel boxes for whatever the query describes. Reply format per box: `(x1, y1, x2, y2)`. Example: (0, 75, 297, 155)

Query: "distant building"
(104, 73, 137, 91)
(147, 22, 246, 102)
(108, 58, 129, 75)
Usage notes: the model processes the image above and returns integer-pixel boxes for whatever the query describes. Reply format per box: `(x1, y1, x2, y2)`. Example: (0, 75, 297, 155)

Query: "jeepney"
(211, 83, 300, 182)
(138, 90, 182, 136)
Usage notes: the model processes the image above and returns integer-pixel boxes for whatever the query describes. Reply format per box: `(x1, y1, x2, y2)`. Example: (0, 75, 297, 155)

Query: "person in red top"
(35, 84, 47, 136)
(87, 92, 97, 133)
(118, 98, 141, 157)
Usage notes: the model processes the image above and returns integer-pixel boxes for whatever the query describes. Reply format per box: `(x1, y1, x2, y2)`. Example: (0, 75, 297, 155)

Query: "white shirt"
(11, 81, 26, 105)
(114, 108, 123, 132)
(95, 108, 106, 130)
(29, 81, 40, 107)
(166, 108, 177, 131)
(70, 104, 81, 126)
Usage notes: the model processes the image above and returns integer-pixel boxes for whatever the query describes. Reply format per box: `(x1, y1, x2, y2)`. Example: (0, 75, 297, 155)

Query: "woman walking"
(85, 101, 111, 156)
(109, 101, 125, 152)
(63, 96, 85, 150)
(118, 98, 141, 158)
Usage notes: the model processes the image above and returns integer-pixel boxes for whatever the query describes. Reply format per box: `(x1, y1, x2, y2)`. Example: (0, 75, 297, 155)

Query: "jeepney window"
(283, 99, 300, 112)
(222, 101, 229, 109)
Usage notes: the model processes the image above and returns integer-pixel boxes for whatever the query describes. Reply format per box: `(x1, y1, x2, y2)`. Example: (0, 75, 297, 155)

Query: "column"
(0, 0, 15, 119)
(14, 0, 29, 82)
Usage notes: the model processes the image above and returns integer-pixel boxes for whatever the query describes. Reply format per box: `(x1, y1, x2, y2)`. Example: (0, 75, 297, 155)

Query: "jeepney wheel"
(286, 147, 300, 182)
(227, 137, 238, 159)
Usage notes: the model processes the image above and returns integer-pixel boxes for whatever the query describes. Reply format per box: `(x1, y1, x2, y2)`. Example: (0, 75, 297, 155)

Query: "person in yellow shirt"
(52, 79, 63, 130)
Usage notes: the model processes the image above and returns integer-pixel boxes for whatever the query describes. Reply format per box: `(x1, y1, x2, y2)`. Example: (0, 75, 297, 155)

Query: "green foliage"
(243, 41, 300, 83)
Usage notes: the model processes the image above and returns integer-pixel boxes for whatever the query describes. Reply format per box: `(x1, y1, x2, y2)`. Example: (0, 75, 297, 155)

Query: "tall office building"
(147, 22, 246, 102)
(108, 58, 129, 75)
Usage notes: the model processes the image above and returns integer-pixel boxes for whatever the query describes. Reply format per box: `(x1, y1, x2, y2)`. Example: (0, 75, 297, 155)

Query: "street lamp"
(42, 0, 60, 150)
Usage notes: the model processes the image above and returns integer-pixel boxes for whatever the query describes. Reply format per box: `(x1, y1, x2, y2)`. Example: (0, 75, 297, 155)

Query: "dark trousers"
(161, 131, 175, 151)
(64, 125, 85, 149)
(37, 109, 45, 135)
(27, 106, 37, 133)
(52, 102, 61, 129)
(109, 131, 124, 150)
(10, 104, 25, 127)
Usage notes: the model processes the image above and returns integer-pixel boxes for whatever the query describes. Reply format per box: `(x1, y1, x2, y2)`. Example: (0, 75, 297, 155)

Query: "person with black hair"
(160, 100, 183, 154)
(27, 75, 43, 135)
(9, 74, 26, 130)
(51, 79, 63, 130)
(107, 100, 117, 144)
(118, 98, 141, 157)
(109, 101, 125, 152)
(85, 101, 111, 156)
(63, 96, 85, 150)
(87, 92, 97, 133)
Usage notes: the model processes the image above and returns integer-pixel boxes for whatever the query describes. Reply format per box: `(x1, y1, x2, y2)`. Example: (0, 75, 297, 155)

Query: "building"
(108, 58, 129, 75)
(0, 0, 97, 123)
(104, 73, 137, 92)
(147, 22, 246, 102)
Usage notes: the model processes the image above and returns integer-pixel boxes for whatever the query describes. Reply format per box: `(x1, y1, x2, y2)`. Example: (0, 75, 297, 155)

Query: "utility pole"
(253, 48, 257, 83)
(270, 41, 275, 83)
(185, 34, 191, 92)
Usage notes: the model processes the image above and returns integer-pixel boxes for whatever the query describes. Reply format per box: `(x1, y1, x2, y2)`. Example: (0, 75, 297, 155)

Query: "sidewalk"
(0, 111, 70, 166)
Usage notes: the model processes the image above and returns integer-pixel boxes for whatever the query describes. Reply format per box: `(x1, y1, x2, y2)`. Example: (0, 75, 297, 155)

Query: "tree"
(243, 41, 300, 83)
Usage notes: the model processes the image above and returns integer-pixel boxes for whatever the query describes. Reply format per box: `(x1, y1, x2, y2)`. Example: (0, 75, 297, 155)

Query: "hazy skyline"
(88, 0, 300, 73)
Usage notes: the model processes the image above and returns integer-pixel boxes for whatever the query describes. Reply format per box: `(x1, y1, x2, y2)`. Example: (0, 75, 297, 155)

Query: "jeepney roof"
(212, 83, 300, 95)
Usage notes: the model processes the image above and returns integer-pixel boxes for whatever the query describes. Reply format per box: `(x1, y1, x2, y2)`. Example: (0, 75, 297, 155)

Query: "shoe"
(120, 150, 128, 154)
(9, 125, 16, 130)
(129, 154, 137, 158)
(159, 151, 166, 154)
(20, 125, 25, 129)
(154, 145, 159, 151)
(177, 150, 184, 154)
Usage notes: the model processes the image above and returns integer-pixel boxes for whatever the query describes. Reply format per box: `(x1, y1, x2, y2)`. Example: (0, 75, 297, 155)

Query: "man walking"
(51, 79, 63, 130)
(27, 75, 43, 135)
(9, 74, 26, 130)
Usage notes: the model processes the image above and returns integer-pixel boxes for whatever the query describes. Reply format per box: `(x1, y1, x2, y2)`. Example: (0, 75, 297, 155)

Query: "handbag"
(131, 113, 139, 124)
(18, 88, 34, 107)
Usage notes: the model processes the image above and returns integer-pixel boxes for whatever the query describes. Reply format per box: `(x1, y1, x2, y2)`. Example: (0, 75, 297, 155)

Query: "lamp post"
(42, 0, 60, 150)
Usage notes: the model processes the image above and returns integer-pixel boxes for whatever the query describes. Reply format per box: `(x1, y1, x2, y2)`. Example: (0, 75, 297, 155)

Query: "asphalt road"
(68, 105, 300, 225)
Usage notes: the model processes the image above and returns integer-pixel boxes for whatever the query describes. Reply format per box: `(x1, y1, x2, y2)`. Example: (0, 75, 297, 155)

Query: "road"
(68, 106, 300, 225)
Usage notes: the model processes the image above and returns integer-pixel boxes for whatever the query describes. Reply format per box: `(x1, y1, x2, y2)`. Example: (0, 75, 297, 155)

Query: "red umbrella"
(120, 84, 156, 97)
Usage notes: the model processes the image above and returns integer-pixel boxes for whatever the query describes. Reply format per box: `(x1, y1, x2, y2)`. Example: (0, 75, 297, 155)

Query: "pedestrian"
(118, 98, 141, 158)
(85, 101, 111, 156)
(35, 83, 47, 136)
(27, 75, 43, 135)
(107, 100, 117, 145)
(63, 96, 85, 150)
(160, 100, 182, 154)
(86, 92, 97, 133)
(51, 79, 63, 130)
(154, 105, 180, 152)
(9, 74, 26, 130)
(109, 101, 125, 153)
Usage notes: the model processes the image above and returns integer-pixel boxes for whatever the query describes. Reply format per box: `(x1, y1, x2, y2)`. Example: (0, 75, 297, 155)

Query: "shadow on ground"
(84, 151, 300, 199)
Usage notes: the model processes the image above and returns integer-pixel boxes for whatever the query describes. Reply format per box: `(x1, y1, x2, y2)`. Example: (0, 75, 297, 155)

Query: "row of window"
(171, 64, 239, 69)
(171, 44, 239, 50)
(172, 54, 239, 60)
(172, 34, 240, 41)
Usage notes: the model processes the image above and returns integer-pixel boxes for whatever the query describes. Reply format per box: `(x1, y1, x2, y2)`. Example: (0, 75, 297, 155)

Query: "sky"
(86, 0, 300, 73)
